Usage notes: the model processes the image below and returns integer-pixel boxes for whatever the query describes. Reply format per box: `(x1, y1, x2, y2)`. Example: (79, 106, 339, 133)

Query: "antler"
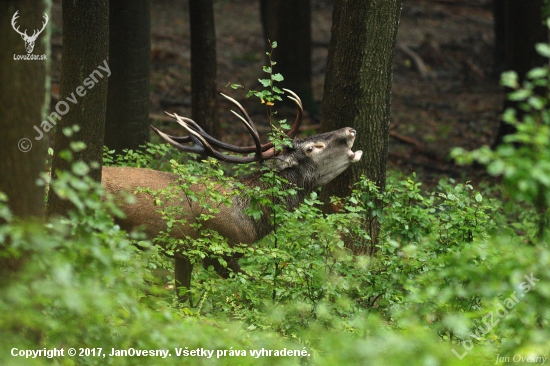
(11, 11, 27, 38)
(284, 89, 303, 139)
(30, 13, 49, 40)
(151, 89, 303, 164)
(11, 11, 48, 40)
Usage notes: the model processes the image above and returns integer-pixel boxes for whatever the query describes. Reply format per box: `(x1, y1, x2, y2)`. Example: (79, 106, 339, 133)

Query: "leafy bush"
(3, 138, 550, 365)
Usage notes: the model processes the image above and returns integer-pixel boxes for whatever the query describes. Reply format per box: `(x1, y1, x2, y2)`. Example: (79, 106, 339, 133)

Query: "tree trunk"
(105, 0, 151, 154)
(493, 0, 547, 147)
(47, 0, 109, 217)
(260, 0, 314, 113)
(189, 0, 219, 138)
(492, 0, 506, 77)
(0, 0, 50, 220)
(320, 0, 402, 255)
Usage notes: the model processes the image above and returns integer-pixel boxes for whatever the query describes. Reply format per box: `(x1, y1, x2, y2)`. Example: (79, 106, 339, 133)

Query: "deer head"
(11, 11, 49, 54)
(150, 89, 362, 191)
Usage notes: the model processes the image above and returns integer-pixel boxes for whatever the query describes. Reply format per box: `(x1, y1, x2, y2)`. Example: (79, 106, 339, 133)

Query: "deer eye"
(306, 146, 314, 153)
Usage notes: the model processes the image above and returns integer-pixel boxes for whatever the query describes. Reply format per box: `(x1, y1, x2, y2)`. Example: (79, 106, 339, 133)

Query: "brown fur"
(102, 166, 257, 245)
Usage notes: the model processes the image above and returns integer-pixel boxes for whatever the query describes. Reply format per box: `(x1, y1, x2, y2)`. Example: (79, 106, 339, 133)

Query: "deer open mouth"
(348, 149, 363, 163)
(346, 129, 362, 163)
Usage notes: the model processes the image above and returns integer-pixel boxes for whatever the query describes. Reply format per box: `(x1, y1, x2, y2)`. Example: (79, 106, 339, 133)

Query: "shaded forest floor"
(50, 0, 503, 185)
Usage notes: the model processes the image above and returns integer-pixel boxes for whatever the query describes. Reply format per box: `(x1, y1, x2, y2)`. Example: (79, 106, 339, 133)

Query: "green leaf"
(262, 66, 272, 74)
(528, 96, 546, 110)
(508, 89, 532, 101)
(487, 159, 505, 176)
(70, 141, 87, 152)
(62, 127, 74, 137)
(259, 78, 271, 87)
(500, 71, 519, 89)
(536, 42, 550, 58)
(71, 161, 90, 176)
(271, 73, 284, 82)
(527, 67, 548, 79)
(59, 150, 73, 162)
(501, 108, 518, 124)
(273, 86, 284, 94)
(532, 166, 550, 186)
(272, 41, 277, 48)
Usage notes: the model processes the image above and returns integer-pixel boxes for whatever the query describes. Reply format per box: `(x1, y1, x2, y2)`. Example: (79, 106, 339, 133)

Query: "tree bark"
(0, 0, 50, 220)
(105, 0, 151, 154)
(189, 0, 220, 138)
(260, 0, 314, 113)
(320, 0, 402, 254)
(47, 0, 109, 217)
(492, 0, 506, 77)
(493, 0, 547, 147)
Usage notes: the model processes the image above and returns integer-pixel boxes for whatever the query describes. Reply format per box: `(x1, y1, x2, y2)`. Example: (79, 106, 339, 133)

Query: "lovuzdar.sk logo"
(12, 10, 48, 61)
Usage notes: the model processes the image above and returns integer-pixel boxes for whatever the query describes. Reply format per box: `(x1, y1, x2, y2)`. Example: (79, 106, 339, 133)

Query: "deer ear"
(264, 155, 298, 171)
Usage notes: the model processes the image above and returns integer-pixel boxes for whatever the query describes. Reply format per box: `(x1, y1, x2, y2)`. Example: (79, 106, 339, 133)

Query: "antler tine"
(161, 112, 194, 144)
(31, 13, 48, 39)
(11, 11, 26, 37)
(30, 13, 49, 39)
(220, 92, 275, 151)
(159, 112, 211, 148)
(220, 93, 256, 130)
(165, 111, 207, 134)
(221, 92, 268, 158)
(171, 114, 220, 157)
(150, 125, 205, 154)
(41, 13, 49, 29)
(229, 110, 262, 158)
(282, 88, 303, 139)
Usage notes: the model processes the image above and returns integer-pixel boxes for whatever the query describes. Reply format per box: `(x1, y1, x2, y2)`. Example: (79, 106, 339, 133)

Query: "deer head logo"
(11, 11, 49, 54)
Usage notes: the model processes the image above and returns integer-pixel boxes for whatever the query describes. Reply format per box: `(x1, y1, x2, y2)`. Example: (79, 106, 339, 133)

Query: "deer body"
(102, 166, 258, 245)
(101, 91, 362, 301)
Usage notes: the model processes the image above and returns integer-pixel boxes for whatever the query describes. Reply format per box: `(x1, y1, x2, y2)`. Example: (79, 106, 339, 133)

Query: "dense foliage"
(2, 42, 550, 366)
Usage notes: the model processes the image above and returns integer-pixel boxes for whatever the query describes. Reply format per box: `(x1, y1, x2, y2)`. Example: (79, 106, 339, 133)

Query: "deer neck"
(238, 164, 317, 241)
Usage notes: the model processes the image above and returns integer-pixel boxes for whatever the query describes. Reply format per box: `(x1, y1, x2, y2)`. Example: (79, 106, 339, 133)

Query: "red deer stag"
(102, 90, 362, 301)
